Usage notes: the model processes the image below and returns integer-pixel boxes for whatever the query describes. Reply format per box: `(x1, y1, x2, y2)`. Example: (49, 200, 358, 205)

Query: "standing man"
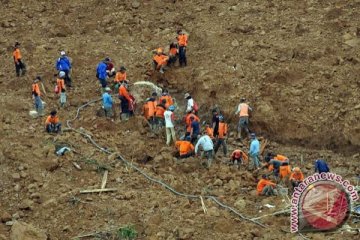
(102, 87, 113, 118)
(177, 30, 188, 67)
(96, 57, 110, 89)
(235, 98, 252, 140)
(211, 108, 220, 138)
(13, 42, 26, 77)
(142, 98, 156, 130)
(56, 71, 67, 107)
(32, 76, 44, 116)
(195, 132, 214, 168)
(118, 82, 132, 120)
(56, 51, 72, 87)
(214, 116, 228, 157)
(164, 105, 176, 146)
(189, 116, 200, 144)
(248, 133, 261, 170)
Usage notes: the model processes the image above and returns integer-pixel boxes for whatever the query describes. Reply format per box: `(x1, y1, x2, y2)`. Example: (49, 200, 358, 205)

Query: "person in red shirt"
(257, 175, 276, 196)
(176, 30, 188, 67)
(214, 116, 228, 156)
(13, 42, 26, 77)
(45, 110, 62, 133)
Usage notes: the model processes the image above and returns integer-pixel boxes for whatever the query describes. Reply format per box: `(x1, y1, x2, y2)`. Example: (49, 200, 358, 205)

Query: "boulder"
(10, 221, 47, 240)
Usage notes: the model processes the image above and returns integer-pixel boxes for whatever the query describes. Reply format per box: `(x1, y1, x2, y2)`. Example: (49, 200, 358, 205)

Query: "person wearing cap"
(190, 115, 200, 144)
(142, 97, 156, 130)
(176, 30, 188, 67)
(234, 98, 252, 140)
(153, 48, 169, 74)
(314, 157, 330, 173)
(56, 71, 67, 107)
(96, 57, 110, 89)
(13, 42, 26, 77)
(175, 136, 195, 158)
(56, 51, 72, 87)
(164, 105, 176, 146)
(289, 167, 305, 189)
(184, 93, 194, 113)
(248, 133, 261, 170)
(102, 87, 113, 118)
(45, 110, 61, 133)
(32, 76, 44, 116)
(257, 175, 276, 196)
(214, 115, 228, 156)
(195, 131, 214, 168)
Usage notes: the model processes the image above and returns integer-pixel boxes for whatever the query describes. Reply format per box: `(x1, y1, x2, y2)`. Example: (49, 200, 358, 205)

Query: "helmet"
(104, 57, 111, 62)
(169, 105, 175, 111)
(157, 48, 163, 54)
(294, 167, 300, 172)
(120, 66, 126, 71)
(218, 115, 224, 121)
(59, 71, 66, 78)
(104, 87, 111, 92)
(60, 51, 66, 56)
(184, 93, 190, 99)
(145, 98, 151, 102)
(250, 133, 256, 138)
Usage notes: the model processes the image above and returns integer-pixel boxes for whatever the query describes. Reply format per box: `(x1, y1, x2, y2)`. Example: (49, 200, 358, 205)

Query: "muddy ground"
(0, 0, 359, 239)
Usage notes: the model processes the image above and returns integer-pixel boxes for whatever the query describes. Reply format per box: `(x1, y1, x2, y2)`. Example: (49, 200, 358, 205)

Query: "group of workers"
(21, 26, 334, 199)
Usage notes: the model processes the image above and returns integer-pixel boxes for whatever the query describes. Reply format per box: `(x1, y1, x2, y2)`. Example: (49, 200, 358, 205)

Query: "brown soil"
(0, 0, 359, 239)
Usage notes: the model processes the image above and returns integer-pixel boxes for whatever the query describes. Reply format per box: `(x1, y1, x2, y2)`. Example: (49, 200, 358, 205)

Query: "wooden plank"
(72, 162, 81, 170)
(80, 188, 117, 194)
(260, 139, 268, 156)
(101, 170, 108, 189)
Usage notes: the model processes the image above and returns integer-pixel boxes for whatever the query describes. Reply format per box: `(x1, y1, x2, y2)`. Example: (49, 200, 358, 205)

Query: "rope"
(66, 98, 267, 228)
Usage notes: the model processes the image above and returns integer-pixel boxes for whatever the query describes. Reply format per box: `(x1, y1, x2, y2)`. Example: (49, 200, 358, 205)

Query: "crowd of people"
(16, 28, 332, 198)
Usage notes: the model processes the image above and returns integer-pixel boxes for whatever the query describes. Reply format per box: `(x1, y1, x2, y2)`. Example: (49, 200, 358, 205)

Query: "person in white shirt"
(184, 93, 194, 113)
(195, 132, 214, 168)
(164, 105, 176, 146)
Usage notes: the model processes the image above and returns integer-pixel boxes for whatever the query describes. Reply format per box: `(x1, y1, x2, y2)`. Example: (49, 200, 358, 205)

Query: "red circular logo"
(300, 181, 350, 231)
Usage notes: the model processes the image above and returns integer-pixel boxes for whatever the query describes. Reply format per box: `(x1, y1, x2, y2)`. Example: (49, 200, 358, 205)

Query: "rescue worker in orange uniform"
(185, 110, 200, 137)
(32, 76, 44, 116)
(168, 42, 178, 66)
(159, 89, 174, 109)
(114, 66, 127, 85)
(142, 97, 156, 130)
(257, 175, 276, 196)
(204, 122, 215, 141)
(45, 110, 61, 133)
(289, 167, 305, 189)
(118, 82, 133, 120)
(13, 42, 26, 77)
(265, 153, 290, 178)
(155, 99, 167, 129)
(56, 71, 67, 107)
(214, 116, 228, 156)
(230, 149, 248, 166)
(175, 136, 195, 158)
(153, 48, 169, 74)
(177, 30, 188, 67)
(279, 162, 292, 183)
(234, 98, 252, 140)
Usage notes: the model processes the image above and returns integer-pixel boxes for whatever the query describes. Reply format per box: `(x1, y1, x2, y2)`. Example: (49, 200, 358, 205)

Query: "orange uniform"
(153, 54, 169, 67)
(274, 155, 288, 161)
(218, 122, 228, 139)
(257, 179, 276, 195)
(290, 171, 305, 181)
(279, 165, 292, 179)
(231, 150, 248, 164)
(143, 101, 156, 119)
(175, 141, 194, 156)
(185, 113, 200, 132)
(238, 103, 250, 117)
(119, 85, 131, 101)
(205, 126, 214, 139)
(56, 78, 66, 92)
(169, 47, 178, 56)
(115, 72, 127, 83)
(177, 34, 188, 47)
(155, 104, 166, 118)
(159, 95, 173, 109)
(32, 83, 41, 96)
(13, 48, 22, 63)
(45, 115, 59, 126)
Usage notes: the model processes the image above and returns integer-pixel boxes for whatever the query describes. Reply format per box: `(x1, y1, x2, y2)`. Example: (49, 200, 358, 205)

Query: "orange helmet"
(157, 48, 163, 54)
(294, 167, 300, 172)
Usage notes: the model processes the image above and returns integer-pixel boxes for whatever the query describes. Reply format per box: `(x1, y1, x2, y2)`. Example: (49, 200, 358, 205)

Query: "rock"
(131, 1, 140, 9)
(12, 173, 21, 181)
(1, 211, 12, 223)
(19, 199, 33, 210)
(44, 159, 59, 172)
(156, 231, 166, 238)
(178, 228, 195, 239)
(234, 198, 247, 210)
(208, 206, 220, 217)
(10, 221, 47, 240)
(20, 171, 27, 178)
(345, 38, 360, 47)
(213, 179, 223, 186)
(231, 39, 239, 47)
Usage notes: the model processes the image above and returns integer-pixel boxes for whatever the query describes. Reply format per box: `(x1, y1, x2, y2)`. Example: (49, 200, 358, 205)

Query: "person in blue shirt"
(190, 116, 200, 144)
(248, 133, 261, 170)
(97, 57, 110, 88)
(102, 87, 113, 118)
(314, 158, 330, 173)
(56, 51, 72, 87)
(195, 132, 214, 168)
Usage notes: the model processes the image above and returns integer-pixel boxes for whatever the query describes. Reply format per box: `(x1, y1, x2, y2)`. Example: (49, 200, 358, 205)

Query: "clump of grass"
(117, 225, 137, 240)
